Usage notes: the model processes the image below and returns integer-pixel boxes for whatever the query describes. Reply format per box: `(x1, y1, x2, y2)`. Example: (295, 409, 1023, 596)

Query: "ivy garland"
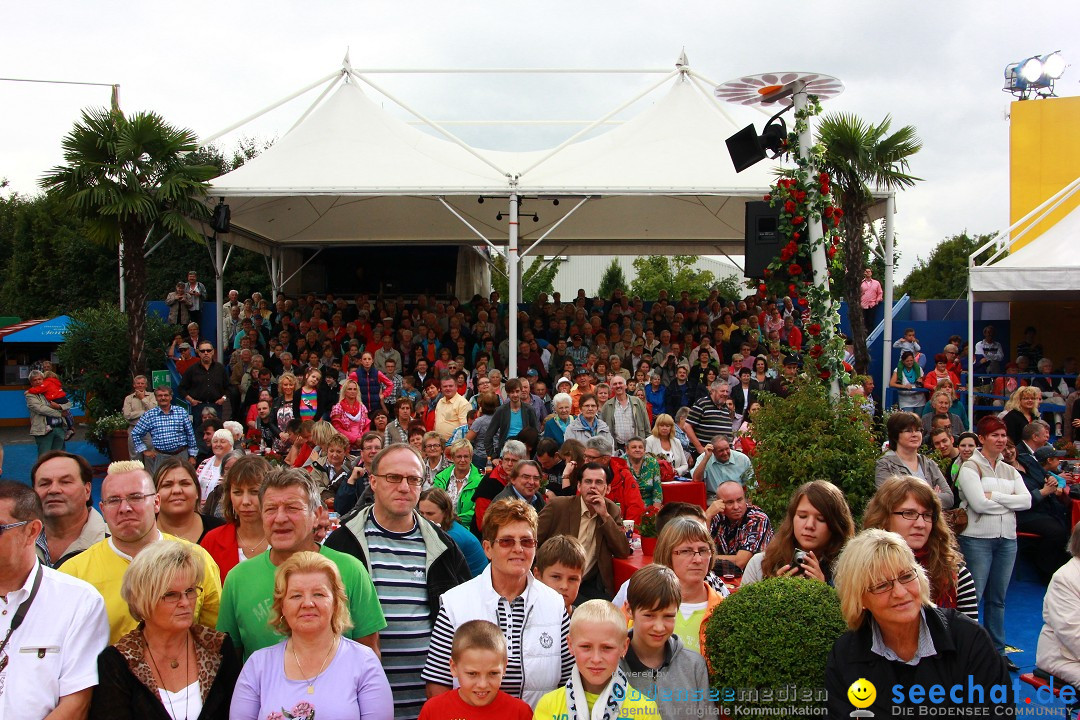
(756, 95, 850, 385)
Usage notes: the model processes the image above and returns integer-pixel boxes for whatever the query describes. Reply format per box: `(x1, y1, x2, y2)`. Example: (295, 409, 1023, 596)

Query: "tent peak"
(676, 48, 689, 73)
(342, 49, 353, 81)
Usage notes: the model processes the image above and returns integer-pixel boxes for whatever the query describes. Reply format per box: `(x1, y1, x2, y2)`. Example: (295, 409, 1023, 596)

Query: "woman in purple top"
(230, 552, 392, 720)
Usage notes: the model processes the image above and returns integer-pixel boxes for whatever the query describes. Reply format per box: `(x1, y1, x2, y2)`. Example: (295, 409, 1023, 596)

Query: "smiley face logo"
(847, 678, 876, 709)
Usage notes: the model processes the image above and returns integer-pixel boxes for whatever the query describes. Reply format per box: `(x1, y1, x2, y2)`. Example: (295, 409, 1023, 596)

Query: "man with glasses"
(583, 435, 645, 523)
(130, 385, 197, 475)
(704, 480, 773, 577)
(60, 461, 221, 643)
(537, 462, 632, 603)
(178, 341, 229, 422)
(492, 459, 546, 514)
(0, 481, 108, 719)
(326, 444, 469, 720)
(217, 467, 385, 660)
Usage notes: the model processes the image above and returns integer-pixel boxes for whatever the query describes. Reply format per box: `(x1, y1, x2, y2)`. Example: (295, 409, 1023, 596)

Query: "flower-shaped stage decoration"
(714, 72, 844, 106)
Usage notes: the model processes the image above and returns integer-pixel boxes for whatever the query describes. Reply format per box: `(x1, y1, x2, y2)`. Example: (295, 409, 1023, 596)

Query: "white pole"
(215, 234, 224, 365)
(118, 242, 125, 309)
(967, 267, 976, 430)
(507, 194, 519, 380)
(792, 84, 838, 397)
(883, 194, 895, 412)
(271, 249, 280, 301)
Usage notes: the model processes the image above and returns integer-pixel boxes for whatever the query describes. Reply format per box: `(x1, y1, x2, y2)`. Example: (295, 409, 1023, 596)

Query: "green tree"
(596, 259, 627, 299)
(899, 231, 997, 300)
(630, 255, 716, 300)
(817, 113, 922, 373)
(490, 254, 560, 303)
(41, 108, 216, 376)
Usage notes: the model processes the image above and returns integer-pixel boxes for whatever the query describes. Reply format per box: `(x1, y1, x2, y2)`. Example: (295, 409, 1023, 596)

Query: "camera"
(792, 549, 809, 574)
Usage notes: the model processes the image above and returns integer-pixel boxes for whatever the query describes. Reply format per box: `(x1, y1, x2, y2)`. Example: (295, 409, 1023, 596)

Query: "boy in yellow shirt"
(533, 599, 660, 719)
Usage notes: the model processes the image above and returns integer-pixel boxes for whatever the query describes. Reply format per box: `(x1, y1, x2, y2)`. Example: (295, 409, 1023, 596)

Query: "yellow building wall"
(1010, 96, 1080, 251)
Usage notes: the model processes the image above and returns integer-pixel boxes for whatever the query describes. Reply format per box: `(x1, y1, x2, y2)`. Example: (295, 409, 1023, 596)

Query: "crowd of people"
(9, 280, 1080, 718)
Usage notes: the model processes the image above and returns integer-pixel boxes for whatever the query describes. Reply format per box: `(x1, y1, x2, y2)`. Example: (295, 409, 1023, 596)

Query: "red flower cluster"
(806, 323, 822, 336)
(788, 264, 803, 276)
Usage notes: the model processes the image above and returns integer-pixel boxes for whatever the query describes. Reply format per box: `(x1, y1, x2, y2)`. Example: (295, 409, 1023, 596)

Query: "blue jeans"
(957, 534, 1017, 655)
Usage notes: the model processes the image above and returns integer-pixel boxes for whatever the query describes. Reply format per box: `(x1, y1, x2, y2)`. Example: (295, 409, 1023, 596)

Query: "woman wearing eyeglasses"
(649, 517, 726, 657)
(826, 529, 1010, 717)
(90, 540, 240, 720)
(421, 498, 571, 708)
(862, 476, 978, 621)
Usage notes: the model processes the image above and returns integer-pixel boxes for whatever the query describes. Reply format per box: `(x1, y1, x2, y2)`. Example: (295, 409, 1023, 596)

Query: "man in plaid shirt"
(705, 480, 773, 577)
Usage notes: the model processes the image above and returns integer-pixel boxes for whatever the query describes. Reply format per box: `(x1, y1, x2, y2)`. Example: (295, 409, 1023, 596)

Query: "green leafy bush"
(56, 303, 172, 421)
(752, 379, 878, 522)
(704, 577, 846, 717)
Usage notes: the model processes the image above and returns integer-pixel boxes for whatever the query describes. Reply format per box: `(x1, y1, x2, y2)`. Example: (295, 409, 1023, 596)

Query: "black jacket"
(483, 401, 539, 458)
(825, 607, 1011, 717)
(89, 627, 239, 720)
(325, 506, 471, 623)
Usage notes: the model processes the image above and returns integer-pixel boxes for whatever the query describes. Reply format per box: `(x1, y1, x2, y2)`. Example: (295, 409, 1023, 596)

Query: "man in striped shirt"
(325, 443, 470, 720)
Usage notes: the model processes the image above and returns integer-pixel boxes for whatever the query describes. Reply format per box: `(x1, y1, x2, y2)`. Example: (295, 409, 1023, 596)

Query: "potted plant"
(638, 505, 660, 555)
(704, 577, 846, 717)
(87, 413, 131, 461)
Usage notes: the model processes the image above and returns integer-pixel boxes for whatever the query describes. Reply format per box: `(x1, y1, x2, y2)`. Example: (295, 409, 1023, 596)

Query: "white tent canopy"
(969, 183, 1080, 300)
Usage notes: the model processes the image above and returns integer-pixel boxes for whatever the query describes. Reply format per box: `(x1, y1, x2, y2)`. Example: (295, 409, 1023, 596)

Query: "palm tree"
(41, 108, 216, 377)
(816, 113, 921, 374)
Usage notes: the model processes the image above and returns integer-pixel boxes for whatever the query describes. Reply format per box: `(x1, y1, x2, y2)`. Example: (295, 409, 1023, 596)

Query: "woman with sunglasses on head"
(826, 529, 1010, 717)
(421, 499, 571, 707)
(862, 476, 978, 621)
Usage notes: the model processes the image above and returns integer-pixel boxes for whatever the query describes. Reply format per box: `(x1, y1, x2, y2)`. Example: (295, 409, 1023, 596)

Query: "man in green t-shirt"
(217, 467, 385, 659)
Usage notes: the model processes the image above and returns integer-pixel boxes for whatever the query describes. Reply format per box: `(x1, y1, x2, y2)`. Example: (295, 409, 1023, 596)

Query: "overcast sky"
(3, 1, 1078, 282)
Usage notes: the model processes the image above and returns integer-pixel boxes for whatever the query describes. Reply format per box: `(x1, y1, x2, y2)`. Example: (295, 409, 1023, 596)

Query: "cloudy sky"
(3, 1, 1078, 281)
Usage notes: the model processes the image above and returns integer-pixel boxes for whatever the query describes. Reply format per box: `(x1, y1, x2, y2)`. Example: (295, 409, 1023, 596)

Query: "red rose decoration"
(807, 323, 822, 336)
(827, 246, 837, 260)
(788, 264, 803, 276)
(788, 284, 797, 295)
(793, 215, 805, 225)
(758, 284, 767, 293)
(819, 369, 831, 380)
(780, 248, 793, 262)
(763, 268, 772, 278)
(798, 297, 808, 306)
(834, 208, 844, 217)
(809, 344, 823, 358)
(793, 232, 801, 240)
(824, 207, 834, 217)
(833, 217, 841, 227)
(784, 200, 797, 213)
(785, 241, 798, 253)
(819, 172, 829, 181)
(795, 191, 807, 202)
(764, 194, 772, 202)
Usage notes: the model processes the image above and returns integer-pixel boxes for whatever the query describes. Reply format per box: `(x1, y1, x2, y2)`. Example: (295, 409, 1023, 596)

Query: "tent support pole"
(438, 198, 505, 257)
(507, 194, 520, 380)
(967, 273, 975, 431)
(883, 193, 895, 413)
(270, 249, 281, 302)
(531, 246, 569, 278)
(793, 83, 838, 398)
(215, 234, 224, 364)
(519, 197, 590, 259)
(469, 246, 508, 278)
(118, 242, 125, 309)
(279, 247, 325, 289)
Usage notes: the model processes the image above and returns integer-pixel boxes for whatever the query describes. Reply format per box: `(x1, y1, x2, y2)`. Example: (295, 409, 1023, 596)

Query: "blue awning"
(2, 316, 70, 343)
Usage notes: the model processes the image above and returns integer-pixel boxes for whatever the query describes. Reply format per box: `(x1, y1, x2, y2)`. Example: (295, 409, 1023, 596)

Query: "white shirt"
(0, 563, 109, 719)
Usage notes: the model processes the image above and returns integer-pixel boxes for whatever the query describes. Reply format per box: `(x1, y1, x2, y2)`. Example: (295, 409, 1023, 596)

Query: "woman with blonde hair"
(650, 517, 725, 656)
(741, 480, 854, 586)
(230, 551, 392, 720)
(862, 476, 977, 620)
(90, 540, 240, 720)
(825, 529, 1009, 717)
(330, 378, 369, 450)
(645, 413, 688, 475)
(272, 372, 301, 429)
(1003, 385, 1043, 444)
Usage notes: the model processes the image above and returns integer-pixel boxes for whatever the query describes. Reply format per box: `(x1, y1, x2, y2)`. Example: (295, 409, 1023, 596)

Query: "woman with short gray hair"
(26, 369, 69, 456)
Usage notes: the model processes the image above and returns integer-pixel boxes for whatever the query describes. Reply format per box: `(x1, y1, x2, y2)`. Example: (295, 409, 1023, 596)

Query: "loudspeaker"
(726, 124, 767, 173)
(211, 203, 231, 234)
(744, 201, 781, 279)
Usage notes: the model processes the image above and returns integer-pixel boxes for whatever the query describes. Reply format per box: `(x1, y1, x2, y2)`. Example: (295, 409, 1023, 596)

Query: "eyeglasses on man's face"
(101, 492, 157, 509)
(0, 520, 30, 537)
(376, 473, 425, 487)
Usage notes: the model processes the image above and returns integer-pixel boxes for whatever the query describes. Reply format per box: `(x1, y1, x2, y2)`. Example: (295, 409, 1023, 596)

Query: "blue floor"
(4, 440, 109, 504)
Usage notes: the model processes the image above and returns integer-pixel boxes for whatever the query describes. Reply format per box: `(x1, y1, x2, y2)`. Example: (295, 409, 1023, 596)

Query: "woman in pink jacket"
(330, 378, 369, 450)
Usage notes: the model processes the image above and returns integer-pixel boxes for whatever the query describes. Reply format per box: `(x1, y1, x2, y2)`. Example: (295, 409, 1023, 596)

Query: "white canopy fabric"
(208, 68, 775, 256)
(969, 199, 1080, 300)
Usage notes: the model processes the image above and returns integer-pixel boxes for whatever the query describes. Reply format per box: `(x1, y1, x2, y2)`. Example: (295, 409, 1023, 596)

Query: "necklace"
(144, 630, 190, 720)
(237, 529, 267, 557)
(289, 635, 338, 695)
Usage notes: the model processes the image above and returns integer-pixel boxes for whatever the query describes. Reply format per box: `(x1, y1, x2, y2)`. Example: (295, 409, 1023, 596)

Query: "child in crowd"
(418, 620, 533, 720)
(621, 564, 712, 720)
(399, 374, 421, 407)
(27, 369, 76, 439)
(534, 599, 660, 718)
(892, 327, 922, 362)
(534, 535, 586, 615)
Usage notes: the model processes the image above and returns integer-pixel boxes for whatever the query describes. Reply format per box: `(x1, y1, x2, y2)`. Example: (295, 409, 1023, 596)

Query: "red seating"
(1017, 532, 1042, 539)
(661, 481, 706, 509)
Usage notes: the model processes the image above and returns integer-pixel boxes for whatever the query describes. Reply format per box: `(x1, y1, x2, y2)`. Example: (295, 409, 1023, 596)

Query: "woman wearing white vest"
(421, 498, 571, 707)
